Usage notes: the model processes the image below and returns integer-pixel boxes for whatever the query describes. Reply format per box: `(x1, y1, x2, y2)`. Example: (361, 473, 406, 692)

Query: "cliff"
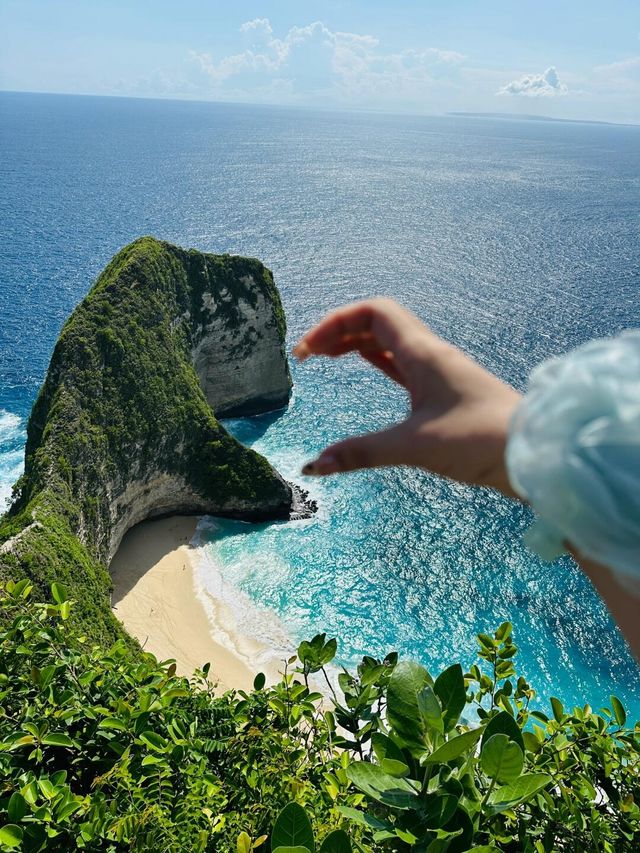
(0, 237, 293, 644)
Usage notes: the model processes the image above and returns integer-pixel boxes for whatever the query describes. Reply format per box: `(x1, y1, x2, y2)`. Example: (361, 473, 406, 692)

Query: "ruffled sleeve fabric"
(506, 330, 640, 584)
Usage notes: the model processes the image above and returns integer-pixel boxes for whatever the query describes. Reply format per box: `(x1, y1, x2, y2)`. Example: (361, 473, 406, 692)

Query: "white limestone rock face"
(192, 276, 292, 417)
(103, 466, 290, 564)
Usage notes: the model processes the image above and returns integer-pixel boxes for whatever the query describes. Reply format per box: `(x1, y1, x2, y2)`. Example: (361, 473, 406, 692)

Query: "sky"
(1, 0, 639, 123)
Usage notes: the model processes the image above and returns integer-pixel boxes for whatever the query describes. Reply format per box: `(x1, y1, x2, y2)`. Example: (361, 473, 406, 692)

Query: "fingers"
(302, 422, 411, 476)
(317, 332, 378, 357)
(312, 332, 405, 384)
(293, 298, 420, 362)
(293, 303, 373, 360)
(362, 350, 403, 384)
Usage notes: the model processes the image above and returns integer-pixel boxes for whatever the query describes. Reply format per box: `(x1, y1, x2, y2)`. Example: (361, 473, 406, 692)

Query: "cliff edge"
(0, 237, 293, 644)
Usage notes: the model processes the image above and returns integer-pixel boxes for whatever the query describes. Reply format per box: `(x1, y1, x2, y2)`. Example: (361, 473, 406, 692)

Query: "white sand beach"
(110, 515, 277, 691)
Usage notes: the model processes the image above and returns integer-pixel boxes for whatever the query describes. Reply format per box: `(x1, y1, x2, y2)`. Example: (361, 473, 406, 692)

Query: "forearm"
(570, 549, 640, 660)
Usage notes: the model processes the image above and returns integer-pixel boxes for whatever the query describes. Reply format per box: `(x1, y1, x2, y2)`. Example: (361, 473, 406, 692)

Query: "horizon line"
(1, 87, 638, 129)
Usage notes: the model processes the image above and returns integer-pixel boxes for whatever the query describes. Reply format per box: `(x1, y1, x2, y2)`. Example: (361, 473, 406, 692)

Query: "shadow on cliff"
(110, 516, 201, 608)
(110, 512, 287, 606)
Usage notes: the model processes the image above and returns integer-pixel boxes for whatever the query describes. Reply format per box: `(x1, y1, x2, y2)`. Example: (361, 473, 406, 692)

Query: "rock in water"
(0, 237, 293, 645)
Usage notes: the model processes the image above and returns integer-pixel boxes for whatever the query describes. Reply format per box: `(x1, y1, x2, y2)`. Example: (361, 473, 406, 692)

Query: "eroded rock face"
(0, 237, 293, 644)
(192, 277, 292, 417)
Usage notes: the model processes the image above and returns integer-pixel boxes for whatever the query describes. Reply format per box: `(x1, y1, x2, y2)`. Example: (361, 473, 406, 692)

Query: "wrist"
(485, 391, 522, 499)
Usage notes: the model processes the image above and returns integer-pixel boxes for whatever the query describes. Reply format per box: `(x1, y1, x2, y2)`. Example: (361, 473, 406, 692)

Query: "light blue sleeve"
(506, 330, 640, 584)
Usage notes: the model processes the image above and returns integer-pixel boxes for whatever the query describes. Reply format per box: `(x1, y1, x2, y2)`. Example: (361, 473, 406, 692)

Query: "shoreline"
(110, 515, 279, 691)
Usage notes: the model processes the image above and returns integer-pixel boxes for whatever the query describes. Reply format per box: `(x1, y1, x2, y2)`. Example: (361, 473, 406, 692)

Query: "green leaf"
(422, 793, 458, 829)
(495, 622, 512, 642)
(271, 803, 315, 852)
(370, 733, 409, 777)
(269, 697, 287, 716)
(139, 731, 168, 752)
(337, 807, 390, 833)
(297, 634, 337, 672)
(442, 806, 473, 848)
(372, 830, 396, 843)
(21, 782, 38, 805)
(424, 842, 449, 853)
(37, 779, 56, 800)
(480, 734, 524, 783)
(162, 687, 189, 703)
(237, 832, 252, 853)
(346, 761, 418, 809)
(0, 826, 23, 848)
(434, 664, 466, 731)
(141, 755, 163, 767)
(395, 828, 418, 845)
(321, 637, 337, 665)
(465, 847, 501, 852)
(50, 582, 67, 605)
(7, 793, 27, 822)
(5, 734, 35, 750)
(418, 685, 444, 734)
(319, 829, 351, 853)
(39, 665, 57, 689)
(55, 801, 81, 822)
(98, 717, 128, 732)
(487, 773, 552, 814)
(253, 672, 266, 691)
(387, 661, 435, 749)
(522, 731, 542, 754)
(610, 695, 626, 726)
(42, 732, 74, 748)
(272, 848, 311, 853)
(9, 579, 32, 598)
(421, 727, 482, 764)
(481, 710, 524, 753)
(550, 696, 564, 723)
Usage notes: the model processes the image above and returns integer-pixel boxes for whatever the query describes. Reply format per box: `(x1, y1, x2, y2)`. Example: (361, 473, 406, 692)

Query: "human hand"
(294, 299, 522, 498)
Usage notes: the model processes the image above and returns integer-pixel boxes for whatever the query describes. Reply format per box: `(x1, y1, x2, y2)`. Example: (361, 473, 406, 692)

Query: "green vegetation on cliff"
(0, 237, 292, 646)
(1, 582, 637, 851)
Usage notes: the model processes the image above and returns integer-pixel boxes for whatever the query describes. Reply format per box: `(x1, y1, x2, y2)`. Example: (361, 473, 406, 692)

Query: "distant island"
(447, 111, 631, 127)
(0, 237, 300, 645)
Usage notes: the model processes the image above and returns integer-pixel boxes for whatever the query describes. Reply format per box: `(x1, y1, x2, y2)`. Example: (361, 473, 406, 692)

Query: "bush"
(0, 581, 638, 851)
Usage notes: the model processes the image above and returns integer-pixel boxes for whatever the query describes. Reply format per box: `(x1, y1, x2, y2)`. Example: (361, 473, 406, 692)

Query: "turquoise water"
(1, 91, 639, 715)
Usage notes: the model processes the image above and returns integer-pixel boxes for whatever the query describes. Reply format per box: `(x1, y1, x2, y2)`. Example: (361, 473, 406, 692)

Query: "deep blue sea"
(1, 91, 639, 716)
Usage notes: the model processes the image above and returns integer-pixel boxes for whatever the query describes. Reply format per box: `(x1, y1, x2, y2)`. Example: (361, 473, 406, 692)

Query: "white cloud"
(240, 18, 273, 37)
(593, 56, 640, 91)
(497, 66, 568, 97)
(188, 19, 464, 107)
(121, 22, 635, 121)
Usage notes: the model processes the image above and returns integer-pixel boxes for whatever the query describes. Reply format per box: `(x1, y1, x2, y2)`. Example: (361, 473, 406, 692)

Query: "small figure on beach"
(296, 299, 640, 657)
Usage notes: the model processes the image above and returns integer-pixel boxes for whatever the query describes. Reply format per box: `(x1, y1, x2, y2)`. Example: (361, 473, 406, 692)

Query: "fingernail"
(302, 454, 338, 476)
(293, 341, 310, 362)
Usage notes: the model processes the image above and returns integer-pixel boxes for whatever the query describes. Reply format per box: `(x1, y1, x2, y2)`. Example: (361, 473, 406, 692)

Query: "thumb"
(302, 422, 410, 476)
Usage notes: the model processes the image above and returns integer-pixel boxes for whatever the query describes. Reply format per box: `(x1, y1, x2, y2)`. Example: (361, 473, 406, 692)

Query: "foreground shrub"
(0, 581, 638, 851)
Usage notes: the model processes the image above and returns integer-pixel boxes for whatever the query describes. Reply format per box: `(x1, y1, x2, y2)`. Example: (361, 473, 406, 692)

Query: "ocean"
(1, 91, 639, 715)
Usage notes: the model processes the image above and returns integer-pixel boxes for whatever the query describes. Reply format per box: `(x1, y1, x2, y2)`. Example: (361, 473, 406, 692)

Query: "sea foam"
(0, 410, 25, 510)
(191, 516, 296, 678)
